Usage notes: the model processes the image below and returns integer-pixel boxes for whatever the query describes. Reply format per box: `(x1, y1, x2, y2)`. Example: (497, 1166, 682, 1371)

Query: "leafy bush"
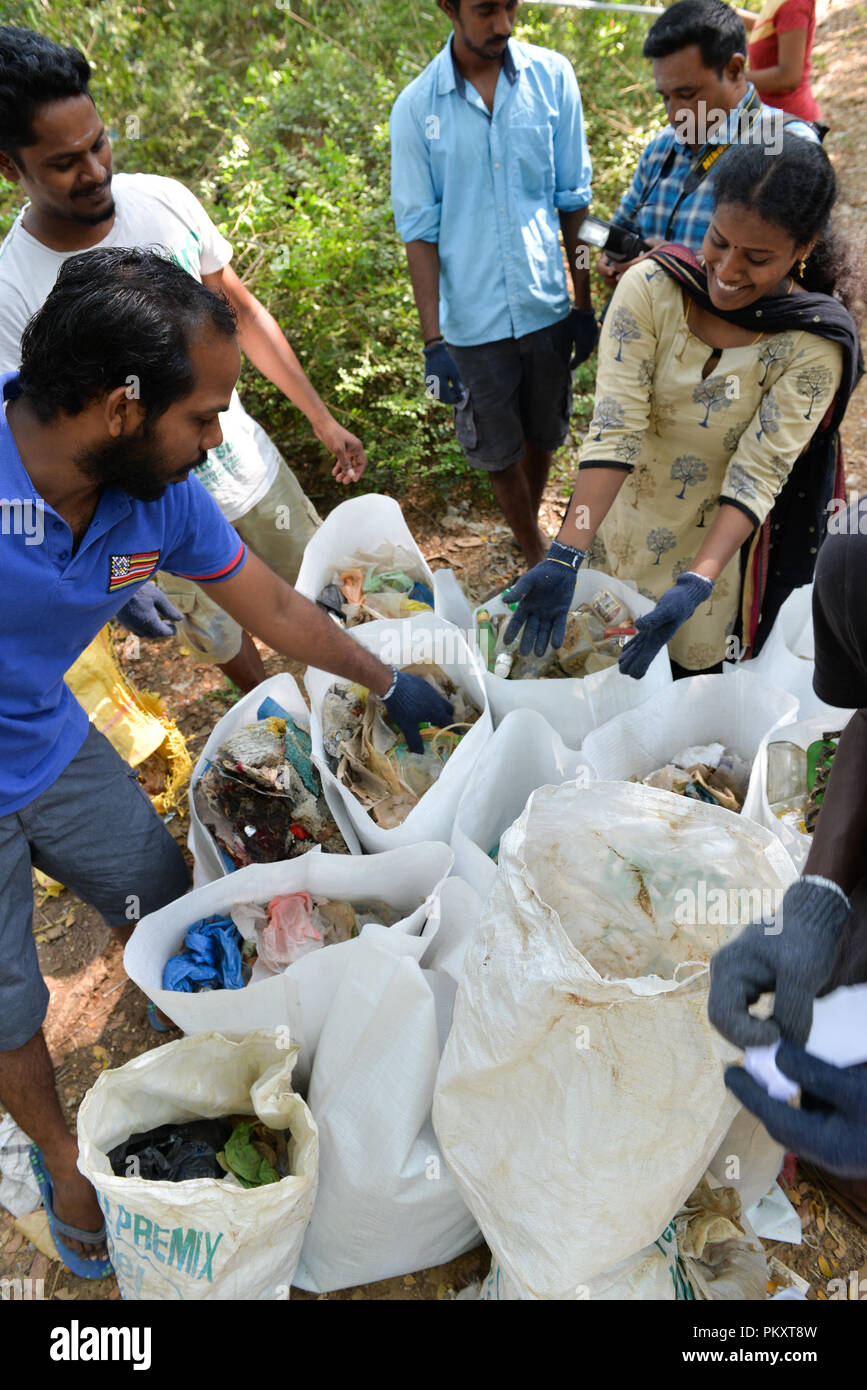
(0, 0, 662, 502)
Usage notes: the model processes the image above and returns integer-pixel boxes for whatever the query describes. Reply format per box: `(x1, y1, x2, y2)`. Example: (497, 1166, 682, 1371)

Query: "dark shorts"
(0, 724, 190, 1051)
(447, 316, 574, 472)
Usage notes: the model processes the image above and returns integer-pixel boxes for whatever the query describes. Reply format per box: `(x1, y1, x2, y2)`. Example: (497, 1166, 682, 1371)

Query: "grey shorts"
(447, 316, 574, 472)
(0, 724, 191, 1051)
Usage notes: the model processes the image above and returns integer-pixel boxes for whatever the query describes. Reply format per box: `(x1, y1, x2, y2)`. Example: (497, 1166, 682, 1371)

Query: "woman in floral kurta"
(580, 260, 841, 670)
(503, 136, 861, 677)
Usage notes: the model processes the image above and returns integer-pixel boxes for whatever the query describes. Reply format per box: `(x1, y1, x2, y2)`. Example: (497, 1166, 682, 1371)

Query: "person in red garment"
(740, 0, 821, 123)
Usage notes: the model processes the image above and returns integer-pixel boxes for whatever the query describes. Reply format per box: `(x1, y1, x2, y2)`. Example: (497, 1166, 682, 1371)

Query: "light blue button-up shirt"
(390, 37, 593, 347)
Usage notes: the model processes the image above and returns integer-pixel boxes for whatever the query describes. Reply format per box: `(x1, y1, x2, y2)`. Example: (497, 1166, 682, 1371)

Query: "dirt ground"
(3, 0, 867, 1302)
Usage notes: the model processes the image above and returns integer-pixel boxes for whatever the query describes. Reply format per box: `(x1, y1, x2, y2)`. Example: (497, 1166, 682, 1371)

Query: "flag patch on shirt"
(108, 551, 160, 591)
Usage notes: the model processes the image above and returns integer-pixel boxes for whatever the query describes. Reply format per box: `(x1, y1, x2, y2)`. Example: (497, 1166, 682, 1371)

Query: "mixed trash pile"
(163, 892, 402, 991)
(194, 707, 351, 867)
(321, 665, 482, 828)
(477, 587, 636, 680)
(316, 543, 435, 628)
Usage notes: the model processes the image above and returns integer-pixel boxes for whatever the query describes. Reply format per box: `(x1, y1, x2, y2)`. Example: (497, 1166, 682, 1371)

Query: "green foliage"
(0, 0, 661, 497)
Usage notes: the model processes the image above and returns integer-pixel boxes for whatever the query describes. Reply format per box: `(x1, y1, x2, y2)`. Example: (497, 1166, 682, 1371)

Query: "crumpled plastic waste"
(637, 743, 752, 813)
(322, 664, 481, 827)
(108, 1119, 233, 1181)
(163, 914, 245, 993)
(317, 544, 435, 629)
(259, 891, 322, 972)
(194, 696, 350, 870)
(216, 1118, 290, 1188)
(225, 893, 401, 979)
(481, 588, 636, 680)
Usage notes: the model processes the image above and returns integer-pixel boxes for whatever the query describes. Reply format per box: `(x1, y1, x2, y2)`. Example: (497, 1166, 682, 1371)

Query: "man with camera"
(596, 0, 817, 290)
(390, 0, 597, 570)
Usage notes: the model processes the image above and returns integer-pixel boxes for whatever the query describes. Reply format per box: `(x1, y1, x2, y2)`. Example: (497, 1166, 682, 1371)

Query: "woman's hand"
(502, 541, 586, 657)
(618, 571, 714, 678)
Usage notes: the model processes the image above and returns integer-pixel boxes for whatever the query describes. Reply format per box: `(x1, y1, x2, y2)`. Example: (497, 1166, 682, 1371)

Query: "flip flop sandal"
(29, 1146, 112, 1280)
(147, 1000, 173, 1033)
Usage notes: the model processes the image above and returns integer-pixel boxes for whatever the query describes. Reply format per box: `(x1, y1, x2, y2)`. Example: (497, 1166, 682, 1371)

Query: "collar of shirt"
(442, 32, 522, 101)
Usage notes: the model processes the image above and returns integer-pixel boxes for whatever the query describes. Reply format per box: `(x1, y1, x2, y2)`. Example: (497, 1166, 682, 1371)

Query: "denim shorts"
(0, 724, 190, 1050)
(447, 315, 574, 472)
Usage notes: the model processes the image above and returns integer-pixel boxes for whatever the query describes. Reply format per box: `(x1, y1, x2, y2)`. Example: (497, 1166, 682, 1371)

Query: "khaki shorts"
(158, 459, 322, 664)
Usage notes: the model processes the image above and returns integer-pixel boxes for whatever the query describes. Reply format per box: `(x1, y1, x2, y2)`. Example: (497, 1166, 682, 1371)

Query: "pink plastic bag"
(259, 892, 323, 972)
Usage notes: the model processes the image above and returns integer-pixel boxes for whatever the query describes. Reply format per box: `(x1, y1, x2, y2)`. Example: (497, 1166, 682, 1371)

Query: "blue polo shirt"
(390, 36, 593, 346)
(0, 372, 248, 816)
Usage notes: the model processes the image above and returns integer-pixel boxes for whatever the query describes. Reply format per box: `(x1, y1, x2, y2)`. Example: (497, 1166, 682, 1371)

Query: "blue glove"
(381, 668, 455, 755)
(725, 1044, 867, 1179)
(708, 876, 850, 1049)
(423, 341, 466, 406)
(116, 581, 183, 639)
(618, 571, 714, 679)
(564, 306, 599, 368)
(501, 540, 585, 658)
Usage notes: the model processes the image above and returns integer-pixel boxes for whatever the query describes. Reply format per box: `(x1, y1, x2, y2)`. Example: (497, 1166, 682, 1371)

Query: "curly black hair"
(0, 26, 92, 163)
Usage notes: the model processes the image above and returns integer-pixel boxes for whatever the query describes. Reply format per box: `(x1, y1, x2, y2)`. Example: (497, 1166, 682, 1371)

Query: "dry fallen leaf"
(817, 1255, 834, 1278)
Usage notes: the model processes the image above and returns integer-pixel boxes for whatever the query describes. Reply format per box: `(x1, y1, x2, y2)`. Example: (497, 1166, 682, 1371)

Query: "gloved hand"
(563, 306, 599, 368)
(725, 1044, 867, 1179)
(618, 571, 714, 679)
(116, 581, 183, 639)
(381, 668, 455, 755)
(502, 540, 585, 657)
(708, 876, 851, 1049)
(423, 340, 466, 406)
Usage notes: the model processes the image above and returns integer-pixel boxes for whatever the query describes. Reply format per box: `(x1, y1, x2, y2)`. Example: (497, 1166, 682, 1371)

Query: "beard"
(57, 173, 116, 227)
(76, 424, 206, 503)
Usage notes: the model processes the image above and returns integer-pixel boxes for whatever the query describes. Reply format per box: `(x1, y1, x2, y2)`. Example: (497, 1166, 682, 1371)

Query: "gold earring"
(798, 256, 807, 277)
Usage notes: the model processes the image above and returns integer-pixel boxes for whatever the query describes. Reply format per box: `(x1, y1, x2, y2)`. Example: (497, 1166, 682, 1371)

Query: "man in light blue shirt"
(390, 0, 596, 568)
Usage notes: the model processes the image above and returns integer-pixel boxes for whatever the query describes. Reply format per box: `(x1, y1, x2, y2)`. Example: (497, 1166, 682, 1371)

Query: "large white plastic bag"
(740, 585, 843, 721)
(742, 712, 855, 871)
(187, 673, 361, 888)
(450, 708, 589, 900)
(294, 492, 467, 621)
(306, 611, 493, 852)
(582, 670, 798, 806)
(474, 567, 672, 746)
(479, 1182, 767, 1301)
(77, 1031, 317, 1300)
(433, 781, 796, 1301)
(294, 876, 483, 1292)
(124, 843, 454, 1086)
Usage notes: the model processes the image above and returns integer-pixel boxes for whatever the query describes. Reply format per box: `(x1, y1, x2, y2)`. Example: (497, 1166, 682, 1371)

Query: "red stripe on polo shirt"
(175, 539, 247, 584)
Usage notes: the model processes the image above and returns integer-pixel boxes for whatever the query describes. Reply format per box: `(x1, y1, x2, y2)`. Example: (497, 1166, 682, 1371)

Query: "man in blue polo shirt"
(390, 0, 596, 570)
(597, 0, 817, 290)
(0, 246, 450, 1275)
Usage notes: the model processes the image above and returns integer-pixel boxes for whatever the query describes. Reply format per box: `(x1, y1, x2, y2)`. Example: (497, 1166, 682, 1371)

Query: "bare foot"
(42, 1136, 108, 1262)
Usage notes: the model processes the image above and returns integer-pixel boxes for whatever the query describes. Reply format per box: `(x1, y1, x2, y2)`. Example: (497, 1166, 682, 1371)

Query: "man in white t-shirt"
(0, 26, 369, 691)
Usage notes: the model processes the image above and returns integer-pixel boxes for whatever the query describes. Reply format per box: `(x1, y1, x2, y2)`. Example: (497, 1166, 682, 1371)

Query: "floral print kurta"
(579, 263, 843, 669)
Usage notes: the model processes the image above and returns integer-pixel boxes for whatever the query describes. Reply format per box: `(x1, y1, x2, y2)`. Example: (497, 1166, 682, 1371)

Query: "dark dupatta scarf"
(647, 244, 862, 656)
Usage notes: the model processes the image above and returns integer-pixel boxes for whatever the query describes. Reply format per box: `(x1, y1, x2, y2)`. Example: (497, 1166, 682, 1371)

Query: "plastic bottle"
(476, 608, 497, 671)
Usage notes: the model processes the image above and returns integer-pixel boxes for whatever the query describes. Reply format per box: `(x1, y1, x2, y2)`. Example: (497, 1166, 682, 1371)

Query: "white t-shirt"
(0, 172, 281, 521)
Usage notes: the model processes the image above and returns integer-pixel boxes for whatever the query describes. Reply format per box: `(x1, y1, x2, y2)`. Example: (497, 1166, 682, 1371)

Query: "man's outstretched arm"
(202, 263, 367, 484)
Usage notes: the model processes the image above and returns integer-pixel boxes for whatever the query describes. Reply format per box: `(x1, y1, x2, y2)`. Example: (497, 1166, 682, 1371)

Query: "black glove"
(423, 341, 466, 406)
(618, 572, 714, 680)
(563, 307, 599, 368)
(116, 581, 183, 639)
(381, 668, 454, 755)
(502, 540, 584, 658)
(725, 1044, 867, 1179)
(708, 876, 851, 1049)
